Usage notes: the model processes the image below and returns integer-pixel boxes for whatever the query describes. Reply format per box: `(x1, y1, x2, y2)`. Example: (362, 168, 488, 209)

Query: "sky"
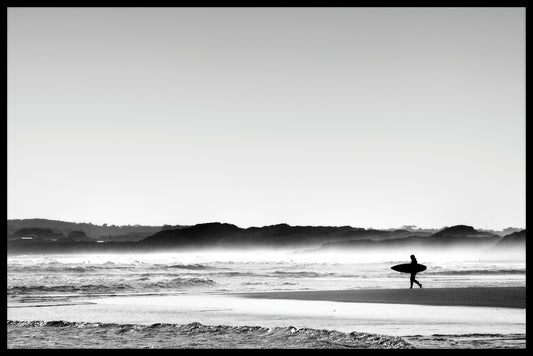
(7, 7, 525, 230)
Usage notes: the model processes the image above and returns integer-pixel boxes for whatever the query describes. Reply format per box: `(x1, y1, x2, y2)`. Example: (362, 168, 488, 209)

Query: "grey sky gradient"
(8, 8, 525, 229)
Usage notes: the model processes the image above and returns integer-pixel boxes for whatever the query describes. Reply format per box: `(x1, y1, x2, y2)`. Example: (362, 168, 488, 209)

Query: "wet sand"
(239, 287, 525, 309)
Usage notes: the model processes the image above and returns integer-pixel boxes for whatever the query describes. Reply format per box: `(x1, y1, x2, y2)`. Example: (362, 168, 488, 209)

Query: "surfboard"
(391, 263, 426, 273)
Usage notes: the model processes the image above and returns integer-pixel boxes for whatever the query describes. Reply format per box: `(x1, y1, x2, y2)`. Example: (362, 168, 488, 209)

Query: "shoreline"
(237, 287, 525, 309)
(8, 288, 526, 347)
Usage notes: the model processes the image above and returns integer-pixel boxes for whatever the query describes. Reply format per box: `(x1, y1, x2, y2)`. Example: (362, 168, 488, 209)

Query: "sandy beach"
(8, 287, 526, 348)
(240, 287, 526, 309)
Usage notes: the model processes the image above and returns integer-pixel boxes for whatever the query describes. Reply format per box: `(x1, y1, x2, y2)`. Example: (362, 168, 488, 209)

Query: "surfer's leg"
(412, 273, 422, 288)
(411, 273, 422, 288)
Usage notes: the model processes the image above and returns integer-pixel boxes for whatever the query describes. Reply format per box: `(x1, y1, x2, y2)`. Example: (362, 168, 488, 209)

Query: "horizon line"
(7, 217, 525, 232)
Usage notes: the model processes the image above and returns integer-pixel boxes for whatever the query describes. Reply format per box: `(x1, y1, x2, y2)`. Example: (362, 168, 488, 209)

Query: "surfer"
(410, 255, 422, 289)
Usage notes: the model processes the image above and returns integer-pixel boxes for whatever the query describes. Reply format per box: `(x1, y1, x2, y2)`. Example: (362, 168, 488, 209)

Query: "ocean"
(7, 251, 526, 348)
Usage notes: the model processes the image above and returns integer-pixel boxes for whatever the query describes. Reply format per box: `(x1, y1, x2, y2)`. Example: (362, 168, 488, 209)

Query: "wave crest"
(8, 277, 216, 295)
(7, 320, 414, 349)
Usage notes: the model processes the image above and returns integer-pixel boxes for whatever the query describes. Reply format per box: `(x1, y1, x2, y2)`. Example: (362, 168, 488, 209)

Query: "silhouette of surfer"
(410, 255, 422, 289)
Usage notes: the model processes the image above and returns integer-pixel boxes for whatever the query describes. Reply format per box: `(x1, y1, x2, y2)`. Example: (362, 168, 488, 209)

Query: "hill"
(6, 221, 522, 256)
(139, 223, 427, 249)
(7, 218, 172, 241)
(480, 229, 526, 261)
(315, 225, 500, 251)
(493, 229, 526, 248)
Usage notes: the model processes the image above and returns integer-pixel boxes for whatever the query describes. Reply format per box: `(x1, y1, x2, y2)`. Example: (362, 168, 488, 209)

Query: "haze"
(7, 7, 525, 230)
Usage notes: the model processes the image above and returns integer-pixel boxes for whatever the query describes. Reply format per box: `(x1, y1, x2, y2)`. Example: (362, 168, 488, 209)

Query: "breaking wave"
(272, 271, 336, 277)
(424, 269, 525, 275)
(8, 265, 101, 273)
(164, 264, 213, 270)
(403, 333, 526, 349)
(7, 277, 216, 295)
(7, 320, 414, 349)
(9, 262, 216, 273)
